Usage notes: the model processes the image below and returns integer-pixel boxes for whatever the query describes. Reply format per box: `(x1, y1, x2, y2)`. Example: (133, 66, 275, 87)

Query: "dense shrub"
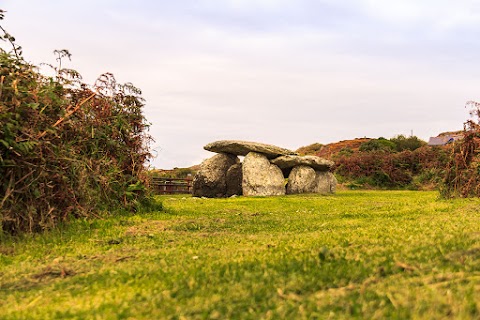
(0, 13, 151, 234)
(358, 138, 396, 152)
(335, 146, 449, 189)
(358, 136, 426, 153)
(442, 102, 480, 198)
(296, 142, 323, 155)
(390, 134, 426, 152)
(334, 135, 444, 189)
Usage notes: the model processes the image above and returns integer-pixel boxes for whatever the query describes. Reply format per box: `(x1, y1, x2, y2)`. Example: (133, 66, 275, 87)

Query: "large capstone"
(192, 153, 239, 198)
(271, 155, 334, 173)
(226, 163, 243, 197)
(204, 140, 297, 159)
(286, 165, 317, 194)
(314, 171, 337, 194)
(242, 152, 286, 196)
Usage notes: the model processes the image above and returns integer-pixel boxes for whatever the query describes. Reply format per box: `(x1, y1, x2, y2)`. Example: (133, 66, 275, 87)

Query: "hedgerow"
(0, 11, 151, 234)
(334, 146, 450, 189)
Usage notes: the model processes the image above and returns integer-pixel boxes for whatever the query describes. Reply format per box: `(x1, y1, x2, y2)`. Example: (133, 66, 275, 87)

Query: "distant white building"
(428, 134, 463, 146)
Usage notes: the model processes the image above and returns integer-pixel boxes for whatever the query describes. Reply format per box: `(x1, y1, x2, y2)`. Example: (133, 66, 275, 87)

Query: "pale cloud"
(205, 0, 293, 10)
(358, 0, 480, 30)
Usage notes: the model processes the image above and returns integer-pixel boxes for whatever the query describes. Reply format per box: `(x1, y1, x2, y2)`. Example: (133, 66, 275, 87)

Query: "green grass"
(1, 191, 480, 319)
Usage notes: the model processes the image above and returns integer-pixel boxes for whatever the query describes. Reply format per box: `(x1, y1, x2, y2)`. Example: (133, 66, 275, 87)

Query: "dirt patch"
(0, 246, 14, 256)
(32, 265, 76, 280)
(446, 247, 480, 264)
(171, 217, 229, 232)
(125, 220, 170, 237)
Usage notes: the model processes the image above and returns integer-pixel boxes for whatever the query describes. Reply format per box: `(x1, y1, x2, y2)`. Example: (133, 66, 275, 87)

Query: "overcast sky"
(2, 1, 480, 168)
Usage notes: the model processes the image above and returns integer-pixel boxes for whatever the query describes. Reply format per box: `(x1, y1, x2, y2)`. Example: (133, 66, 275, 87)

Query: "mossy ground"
(1, 191, 480, 319)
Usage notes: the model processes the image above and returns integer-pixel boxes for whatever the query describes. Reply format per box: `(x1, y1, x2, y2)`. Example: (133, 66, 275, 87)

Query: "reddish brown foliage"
(442, 101, 480, 197)
(335, 146, 450, 188)
(316, 138, 371, 159)
(0, 21, 151, 234)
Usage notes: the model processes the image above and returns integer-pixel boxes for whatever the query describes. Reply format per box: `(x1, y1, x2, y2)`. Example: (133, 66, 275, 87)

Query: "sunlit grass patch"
(1, 191, 480, 319)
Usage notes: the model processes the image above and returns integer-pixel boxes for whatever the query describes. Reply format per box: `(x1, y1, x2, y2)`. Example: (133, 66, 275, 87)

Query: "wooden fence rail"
(150, 177, 193, 195)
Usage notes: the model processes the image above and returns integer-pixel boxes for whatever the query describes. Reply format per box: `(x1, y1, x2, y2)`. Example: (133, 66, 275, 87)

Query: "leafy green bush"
(337, 147, 354, 157)
(359, 138, 396, 152)
(0, 12, 151, 234)
(390, 135, 426, 152)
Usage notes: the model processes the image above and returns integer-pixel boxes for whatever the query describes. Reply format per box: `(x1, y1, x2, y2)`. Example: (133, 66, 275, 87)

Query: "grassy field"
(1, 191, 480, 319)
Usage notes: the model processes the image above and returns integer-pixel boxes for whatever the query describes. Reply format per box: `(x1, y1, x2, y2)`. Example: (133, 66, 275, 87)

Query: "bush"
(442, 102, 480, 198)
(359, 138, 396, 152)
(337, 147, 354, 157)
(390, 135, 426, 152)
(335, 147, 449, 189)
(0, 13, 151, 234)
(296, 142, 323, 155)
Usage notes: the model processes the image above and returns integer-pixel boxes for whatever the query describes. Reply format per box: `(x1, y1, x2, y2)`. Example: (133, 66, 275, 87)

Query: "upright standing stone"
(287, 165, 317, 194)
(193, 153, 239, 198)
(242, 152, 286, 196)
(314, 171, 337, 194)
(226, 163, 243, 197)
(329, 172, 338, 193)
